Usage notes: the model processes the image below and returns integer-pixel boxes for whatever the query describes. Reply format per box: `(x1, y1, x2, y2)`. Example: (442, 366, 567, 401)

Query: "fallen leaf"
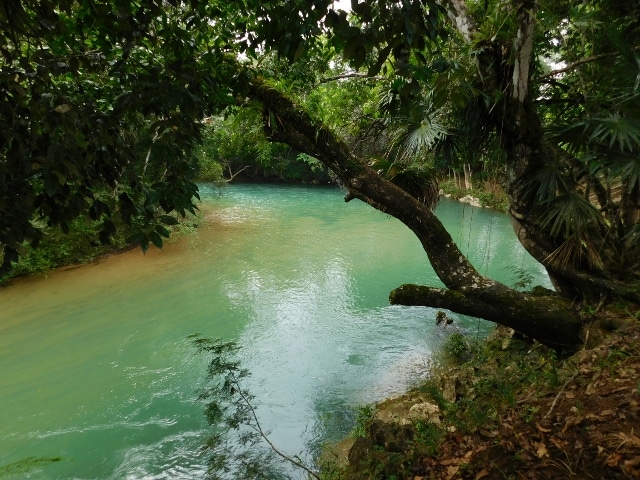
(550, 436, 567, 451)
(479, 429, 499, 438)
(475, 469, 490, 480)
(562, 415, 584, 433)
(446, 465, 459, 479)
(534, 441, 548, 458)
(605, 454, 622, 467)
(536, 423, 551, 433)
(475, 445, 488, 454)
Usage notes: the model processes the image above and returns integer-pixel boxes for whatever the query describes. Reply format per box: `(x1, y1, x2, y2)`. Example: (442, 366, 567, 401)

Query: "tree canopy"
(2, 0, 639, 347)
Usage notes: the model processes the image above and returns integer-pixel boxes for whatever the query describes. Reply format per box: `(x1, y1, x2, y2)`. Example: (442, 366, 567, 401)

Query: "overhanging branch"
(390, 284, 583, 349)
(537, 46, 640, 80)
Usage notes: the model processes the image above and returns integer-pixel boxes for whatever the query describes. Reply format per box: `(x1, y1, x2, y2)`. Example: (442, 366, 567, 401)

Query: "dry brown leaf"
(534, 441, 549, 458)
(562, 415, 584, 432)
(475, 468, 490, 480)
(536, 423, 551, 433)
(446, 465, 459, 479)
(624, 456, 640, 468)
(605, 453, 622, 467)
(479, 429, 499, 438)
(550, 436, 568, 451)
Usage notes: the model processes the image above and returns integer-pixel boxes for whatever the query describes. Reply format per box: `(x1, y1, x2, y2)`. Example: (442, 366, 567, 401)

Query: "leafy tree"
(2, 0, 639, 348)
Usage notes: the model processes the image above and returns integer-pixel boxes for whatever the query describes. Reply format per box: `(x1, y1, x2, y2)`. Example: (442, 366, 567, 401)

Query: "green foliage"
(196, 111, 331, 183)
(438, 179, 509, 211)
(509, 266, 535, 291)
(0, 0, 234, 274)
(2, 216, 129, 281)
(352, 405, 376, 439)
(444, 332, 470, 361)
(2, 0, 639, 307)
(413, 421, 444, 456)
(191, 335, 284, 479)
(370, 158, 440, 209)
(197, 160, 225, 184)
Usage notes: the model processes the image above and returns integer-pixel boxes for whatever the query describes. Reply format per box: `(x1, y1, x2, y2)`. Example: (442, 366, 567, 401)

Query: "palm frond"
(590, 114, 640, 153)
(545, 234, 604, 271)
(520, 162, 576, 204)
(624, 222, 640, 250)
(538, 192, 605, 240)
(549, 114, 640, 154)
(388, 113, 449, 163)
(610, 156, 640, 191)
(370, 157, 440, 210)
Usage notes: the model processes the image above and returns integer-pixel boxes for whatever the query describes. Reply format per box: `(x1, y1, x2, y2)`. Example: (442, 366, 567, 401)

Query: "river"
(0, 184, 551, 479)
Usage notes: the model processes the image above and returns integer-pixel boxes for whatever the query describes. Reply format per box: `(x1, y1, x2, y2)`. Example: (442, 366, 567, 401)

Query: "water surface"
(0, 184, 550, 478)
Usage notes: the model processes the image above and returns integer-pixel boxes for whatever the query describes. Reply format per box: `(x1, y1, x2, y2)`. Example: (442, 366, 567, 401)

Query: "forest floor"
(328, 311, 640, 480)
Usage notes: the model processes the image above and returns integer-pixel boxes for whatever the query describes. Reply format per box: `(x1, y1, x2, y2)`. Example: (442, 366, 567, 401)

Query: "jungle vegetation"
(1, 0, 639, 349)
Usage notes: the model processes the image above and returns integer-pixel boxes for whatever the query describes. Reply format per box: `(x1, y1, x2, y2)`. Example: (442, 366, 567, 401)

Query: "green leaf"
(159, 215, 179, 225)
(155, 224, 171, 238)
(149, 231, 163, 249)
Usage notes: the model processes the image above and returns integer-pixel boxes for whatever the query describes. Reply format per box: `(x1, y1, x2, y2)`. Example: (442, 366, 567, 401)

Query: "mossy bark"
(390, 284, 582, 349)
(248, 77, 586, 349)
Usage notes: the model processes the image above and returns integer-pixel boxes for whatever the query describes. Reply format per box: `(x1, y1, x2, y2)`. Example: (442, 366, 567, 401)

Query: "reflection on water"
(0, 184, 551, 478)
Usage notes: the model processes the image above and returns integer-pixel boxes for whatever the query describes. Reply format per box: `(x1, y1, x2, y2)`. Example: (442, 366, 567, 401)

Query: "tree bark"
(389, 284, 582, 348)
(247, 77, 584, 349)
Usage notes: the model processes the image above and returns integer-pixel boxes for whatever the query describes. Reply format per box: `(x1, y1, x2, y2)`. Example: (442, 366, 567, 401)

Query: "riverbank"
(322, 309, 640, 479)
(0, 210, 203, 286)
(1, 178, 503, 285)
(438, 178, 509, 212)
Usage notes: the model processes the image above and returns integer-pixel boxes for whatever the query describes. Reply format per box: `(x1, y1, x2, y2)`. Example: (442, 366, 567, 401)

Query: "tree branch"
(537, 46, 640, 80)
(230, 371, 321, 480)
(315, 72, 385, 86)
(389, 284, 582, 349)
(247, 76, 586, 348)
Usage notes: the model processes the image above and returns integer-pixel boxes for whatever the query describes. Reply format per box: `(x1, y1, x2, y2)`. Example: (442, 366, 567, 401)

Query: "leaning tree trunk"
(247, 78, 584, 349)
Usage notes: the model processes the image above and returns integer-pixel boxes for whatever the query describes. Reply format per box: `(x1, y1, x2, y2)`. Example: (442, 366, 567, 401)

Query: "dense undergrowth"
(0, 212, 201, 285)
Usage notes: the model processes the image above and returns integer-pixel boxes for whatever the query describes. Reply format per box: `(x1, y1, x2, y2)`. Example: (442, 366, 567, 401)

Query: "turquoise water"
(0, 184, 550, 478)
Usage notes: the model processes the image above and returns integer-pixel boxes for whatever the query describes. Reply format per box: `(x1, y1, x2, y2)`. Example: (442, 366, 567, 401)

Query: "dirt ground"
(416, 323, 640, 479)
(336, 319, 640, 480)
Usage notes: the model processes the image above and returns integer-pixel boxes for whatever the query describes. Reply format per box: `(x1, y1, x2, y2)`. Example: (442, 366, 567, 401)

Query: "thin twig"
(543, 372, 578, 421)
(231, 372, 321, 480)
(315, 72, 385, 86)
(537, 46, 640, 80)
